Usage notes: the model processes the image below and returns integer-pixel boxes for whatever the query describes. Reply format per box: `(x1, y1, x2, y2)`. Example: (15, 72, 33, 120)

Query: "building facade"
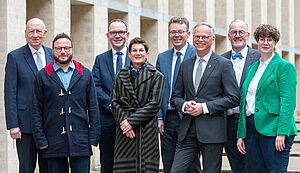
(1, 0, 300, 172)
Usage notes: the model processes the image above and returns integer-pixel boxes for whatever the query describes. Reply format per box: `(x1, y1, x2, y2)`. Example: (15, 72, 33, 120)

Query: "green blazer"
(237, 52, 298, 138)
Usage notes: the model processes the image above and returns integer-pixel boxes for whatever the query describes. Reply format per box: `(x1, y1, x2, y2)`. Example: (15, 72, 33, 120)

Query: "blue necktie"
(172, 52, 182, 88)
(116, 52, 123, 74)
(232, 52, 243, 60)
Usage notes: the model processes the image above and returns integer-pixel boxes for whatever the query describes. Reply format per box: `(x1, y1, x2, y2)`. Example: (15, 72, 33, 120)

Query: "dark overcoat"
(32, 60, 100, 158)
(110, 62, 165, 173)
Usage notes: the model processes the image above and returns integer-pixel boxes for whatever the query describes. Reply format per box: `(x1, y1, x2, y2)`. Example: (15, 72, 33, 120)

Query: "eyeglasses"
(131, 49, 146, 54)
(109, 31, 127, 37)
(169, 30, 187, 36)
(229, 30, 247, 37)
(193, 35, 211, 41)
(54, 46, 72, 52)
(258, 37, 274, 44)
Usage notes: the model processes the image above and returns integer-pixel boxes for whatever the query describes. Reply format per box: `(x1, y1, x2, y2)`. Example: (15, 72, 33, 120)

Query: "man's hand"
(237, 138, 246, 155)
(158, 119, 164, 135)
(10, 127, 21, 139)
(185, 101, 203, 116)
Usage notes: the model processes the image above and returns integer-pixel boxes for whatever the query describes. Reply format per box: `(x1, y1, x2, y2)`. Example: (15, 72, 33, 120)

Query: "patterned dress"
(111, 62, 164, 173)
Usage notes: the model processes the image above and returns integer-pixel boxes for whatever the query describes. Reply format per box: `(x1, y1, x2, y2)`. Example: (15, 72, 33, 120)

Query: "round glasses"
(229, 30, 247, 37)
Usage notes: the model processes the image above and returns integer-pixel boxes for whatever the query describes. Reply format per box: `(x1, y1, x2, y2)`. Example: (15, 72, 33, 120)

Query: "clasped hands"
(120, 119, 135, 139)
(184, 100, 203, 116)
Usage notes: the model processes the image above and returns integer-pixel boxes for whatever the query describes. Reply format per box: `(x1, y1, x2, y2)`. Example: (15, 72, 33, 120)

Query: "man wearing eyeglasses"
(221, 19, 260, 173)
(170, 22, 240, 173)
(92, 19, 131, 173)
(4, 18, 52, 173)
(156, 16, 201, 173)
(31, 32, 100, 173)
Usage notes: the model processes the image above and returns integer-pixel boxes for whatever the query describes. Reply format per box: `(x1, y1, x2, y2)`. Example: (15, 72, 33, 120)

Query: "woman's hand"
(275, 135, 286, 152)
(120, 119, 132, 134)
(237, 138, 246, 155)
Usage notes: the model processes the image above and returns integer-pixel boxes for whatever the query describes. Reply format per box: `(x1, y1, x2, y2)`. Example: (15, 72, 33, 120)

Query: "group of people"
(4, 16, 298, 173)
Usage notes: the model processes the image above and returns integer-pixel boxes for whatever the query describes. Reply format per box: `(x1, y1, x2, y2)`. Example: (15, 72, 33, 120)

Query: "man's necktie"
(116, 51, 123, 74)
(172, 52, 182, 88)
(194, 58, 204, 93)
(35, 51, 43, 70)
(232, 52, 243, 60)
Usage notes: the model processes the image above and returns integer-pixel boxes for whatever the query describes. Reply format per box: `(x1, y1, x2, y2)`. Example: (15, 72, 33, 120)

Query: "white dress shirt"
(29, 44, 46, 68)
(245, 53, 274, 116)
(112, 47, 127, 74)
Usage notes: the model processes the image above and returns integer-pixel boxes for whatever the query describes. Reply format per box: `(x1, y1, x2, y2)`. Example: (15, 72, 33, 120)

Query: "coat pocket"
(268, 106, 279, 115)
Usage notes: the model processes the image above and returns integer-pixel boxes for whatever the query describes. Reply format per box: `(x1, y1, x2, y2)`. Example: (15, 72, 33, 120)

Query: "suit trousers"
(161, 110, 201, 173)
(100, 123, 116, 173)
(171, 118, 223, 173)
(224, 116, 248, 173)
(245, 115, 294, 173)
(16, 133, 48, 173)
(47, 156, 90, 173)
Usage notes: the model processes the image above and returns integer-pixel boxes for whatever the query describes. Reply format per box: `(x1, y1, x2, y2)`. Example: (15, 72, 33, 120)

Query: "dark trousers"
(224, 116, 248, 173)
(245, 115, 294, 173)
(171, 119, 223, 173)
(47, 156, 90, 173)
(16, 133, 48, 173)
(100, 124, 115, 173)
(161, 110, 201, 173)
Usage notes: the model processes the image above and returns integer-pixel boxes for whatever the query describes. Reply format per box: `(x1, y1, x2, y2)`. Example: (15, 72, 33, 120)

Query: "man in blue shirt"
(32, 33, 100, 173)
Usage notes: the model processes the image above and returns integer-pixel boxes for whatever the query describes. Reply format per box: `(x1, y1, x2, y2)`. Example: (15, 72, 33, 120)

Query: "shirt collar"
(197, 50, 212, 62)
(53, 60, 75, 72)
(112, 47, 127, 56)
(28, 44, 45, 56)
(232, 46, 248, 59)
(174, 42, 189, 57)
(259, 52, 275, 65)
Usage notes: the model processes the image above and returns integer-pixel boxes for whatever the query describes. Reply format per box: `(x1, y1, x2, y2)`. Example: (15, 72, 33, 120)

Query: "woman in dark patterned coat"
(110, 37, 165, 173)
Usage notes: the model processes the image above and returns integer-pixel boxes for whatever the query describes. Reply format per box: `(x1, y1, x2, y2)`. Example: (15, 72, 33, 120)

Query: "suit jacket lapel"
(44, 46, 53, 64)
(240, 48, 259, 86)
(256, 54, 279, 94)
(125, 48, 131, 66)
(196, 53, 217, 94)
(106, 50, 115, 80)
(24, 44, 38, 75)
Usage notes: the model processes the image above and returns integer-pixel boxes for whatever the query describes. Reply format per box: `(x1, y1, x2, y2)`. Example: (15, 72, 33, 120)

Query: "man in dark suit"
(221, 19, 260, 173)
(92, 19, 131, 173)
(4, 18, 52, 173)
(156, 16, 201, 173)
(170, 22, 240, 173)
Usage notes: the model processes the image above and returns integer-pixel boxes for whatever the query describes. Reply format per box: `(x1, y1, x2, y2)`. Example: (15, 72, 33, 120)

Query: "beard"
(54, 54, 73, 64)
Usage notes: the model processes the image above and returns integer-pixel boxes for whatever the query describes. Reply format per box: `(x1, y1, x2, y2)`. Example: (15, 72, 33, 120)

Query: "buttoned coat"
(171, 52, 240, 143)
(92, 49, 131, 126)
(156, 43, 195, 119)
(32, 60, 100, 158)
(110, 62, 164, 173)
(237, 52, 298, 138)
(5, 44, 52, 133)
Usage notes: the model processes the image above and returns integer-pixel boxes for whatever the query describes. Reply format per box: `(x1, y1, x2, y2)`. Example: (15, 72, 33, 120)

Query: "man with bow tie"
(221, 19, 260, 173)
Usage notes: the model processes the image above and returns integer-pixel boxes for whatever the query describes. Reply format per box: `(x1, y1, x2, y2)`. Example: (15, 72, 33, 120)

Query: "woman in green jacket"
(237, 24, 298, 172)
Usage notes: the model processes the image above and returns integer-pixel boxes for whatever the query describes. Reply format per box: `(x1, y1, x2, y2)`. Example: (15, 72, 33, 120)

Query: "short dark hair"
(168, 16, 189, 31)
(128, 37, 149, 53)
(108, 19, 127, 31)
(52, 32, 72, 48)
(254, 24, 280, 43)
